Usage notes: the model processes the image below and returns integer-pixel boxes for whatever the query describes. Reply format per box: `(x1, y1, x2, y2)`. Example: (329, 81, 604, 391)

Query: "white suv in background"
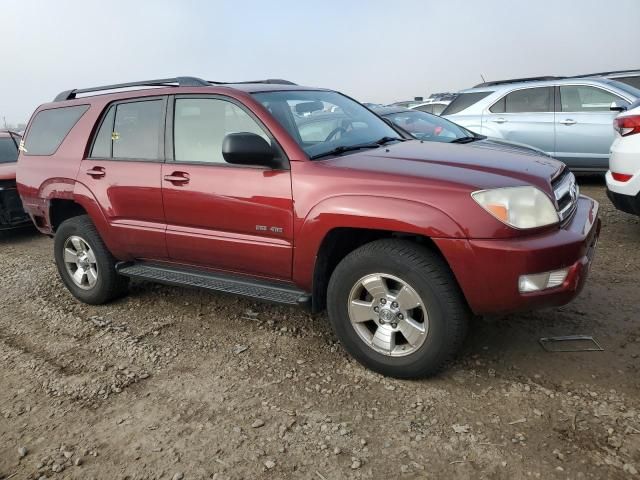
(606, 100, 640, 216)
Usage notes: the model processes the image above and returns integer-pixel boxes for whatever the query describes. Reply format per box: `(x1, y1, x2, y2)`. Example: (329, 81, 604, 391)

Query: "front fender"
(292, 195, 464, 290)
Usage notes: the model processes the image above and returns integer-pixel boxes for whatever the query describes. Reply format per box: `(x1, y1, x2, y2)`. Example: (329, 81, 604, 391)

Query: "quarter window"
(560, 86, 625, 112)
(441, 91, 493, 115)
(23, 105, 89, 156)
(492, 87, 553, 113)
(173, 98, 271, 164)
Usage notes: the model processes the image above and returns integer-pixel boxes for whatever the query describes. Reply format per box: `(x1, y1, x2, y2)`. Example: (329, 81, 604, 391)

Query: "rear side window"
(441, 92, 493, 115)
(491, 87, 553, 113)
(91, 100, 163, 160)
(414, 104, 434, 114)
(560, 86, 625, 112)
(0, 137, 19, 163)
(23, 105, 88, 156)
(614, 76, 640, 90)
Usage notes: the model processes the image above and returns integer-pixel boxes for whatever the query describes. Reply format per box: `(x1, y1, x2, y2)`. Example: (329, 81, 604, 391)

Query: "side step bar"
(116, 262, 311, 306)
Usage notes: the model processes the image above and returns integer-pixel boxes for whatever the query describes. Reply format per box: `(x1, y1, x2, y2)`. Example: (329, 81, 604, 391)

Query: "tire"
(327, 239, 469, 378)
(54, 215, 129, 305)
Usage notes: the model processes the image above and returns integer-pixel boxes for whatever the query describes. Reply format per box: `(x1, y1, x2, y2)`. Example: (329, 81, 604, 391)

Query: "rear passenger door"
(79, 97, 168, 259)
(161, 95, 294, 280)
(483, 87, 555, 155)
(554, 85, 629, 169)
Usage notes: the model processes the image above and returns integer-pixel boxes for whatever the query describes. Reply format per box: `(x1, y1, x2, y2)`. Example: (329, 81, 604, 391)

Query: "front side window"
(492, 87, 553, 113)
(560, 86, 625, 112)
(23, 105, 89, 156)
(0, 137, 19, 163)
(173, 98, 272, 164)
(252, 90, 400, 159)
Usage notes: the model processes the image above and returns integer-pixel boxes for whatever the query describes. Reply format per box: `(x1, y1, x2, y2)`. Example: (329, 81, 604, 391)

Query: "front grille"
(551, 169, 578, 224)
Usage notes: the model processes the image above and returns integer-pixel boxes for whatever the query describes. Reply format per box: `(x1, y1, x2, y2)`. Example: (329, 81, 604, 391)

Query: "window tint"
(560, 86, 625, 112)
(23, 105, 88, 156)
(431, 104, 446, 115)
(489, 97, 506, 113)
(504, 87, 552, 113)
(441, 92, 493, 115)
(0, 137, 19, 163)
(112, 100, 163, 160)
(174, 98, 270, 164)
(613, 76, 640, 90)
(90, 107, 115, 158)
(414, 104, 434, 114)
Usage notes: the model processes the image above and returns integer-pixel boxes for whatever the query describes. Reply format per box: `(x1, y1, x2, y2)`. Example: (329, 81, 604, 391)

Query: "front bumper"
(435, 195, 600, 315)
(0, 183, 31, 230)
(606, 188, 640, 216)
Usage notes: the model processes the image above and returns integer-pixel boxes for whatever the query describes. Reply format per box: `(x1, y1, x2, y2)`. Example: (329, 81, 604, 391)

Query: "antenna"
(480, 74, 486, 83)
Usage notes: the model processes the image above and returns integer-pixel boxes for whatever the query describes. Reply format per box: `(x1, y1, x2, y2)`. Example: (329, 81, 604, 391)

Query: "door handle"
(492, 118, 507, 124)
(560, 119, 576, 125)
(163, 172, 190, 185)
(85, 166, 106, 178)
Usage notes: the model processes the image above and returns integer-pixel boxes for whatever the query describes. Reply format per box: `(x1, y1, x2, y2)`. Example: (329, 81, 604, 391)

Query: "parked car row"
(14, 76, 600, 378)
(606, 99, 640, 215)
(0, 130, 30, 231)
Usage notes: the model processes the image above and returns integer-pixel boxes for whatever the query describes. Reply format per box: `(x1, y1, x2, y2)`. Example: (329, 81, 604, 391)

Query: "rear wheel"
(327, 239, 469, 378)
(54, 215, 128, 304)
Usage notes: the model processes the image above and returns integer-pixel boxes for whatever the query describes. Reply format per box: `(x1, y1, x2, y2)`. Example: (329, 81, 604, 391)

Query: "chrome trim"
(553, 171, 578, 223)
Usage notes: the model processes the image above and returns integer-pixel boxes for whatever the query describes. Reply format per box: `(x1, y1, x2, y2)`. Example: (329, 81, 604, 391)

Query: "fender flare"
(292, 194, 465, 290)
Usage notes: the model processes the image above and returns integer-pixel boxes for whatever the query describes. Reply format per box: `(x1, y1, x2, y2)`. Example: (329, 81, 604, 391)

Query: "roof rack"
(569, 68, 640, 78)
(473, 76, 564, 88)
(54, 76, 210, 102)
(220, 78, 297, 85)
(54, 77, 298, 102)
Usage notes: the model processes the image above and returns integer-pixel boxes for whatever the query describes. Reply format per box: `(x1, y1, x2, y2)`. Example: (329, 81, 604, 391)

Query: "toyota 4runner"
(17, 77, 600, 378)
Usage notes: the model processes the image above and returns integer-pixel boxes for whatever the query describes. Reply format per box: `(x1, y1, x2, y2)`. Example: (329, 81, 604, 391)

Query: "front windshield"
(252, 90, 400, 159)
(383, 110, 472, 143)
(0, 136, 19, 164)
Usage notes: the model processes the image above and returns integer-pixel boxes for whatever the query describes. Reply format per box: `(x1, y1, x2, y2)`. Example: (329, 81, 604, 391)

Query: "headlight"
(471, 186, 559, 229)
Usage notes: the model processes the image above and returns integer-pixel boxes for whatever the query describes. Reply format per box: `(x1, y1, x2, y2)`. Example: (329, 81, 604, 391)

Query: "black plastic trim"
(116, 262, 311, 306)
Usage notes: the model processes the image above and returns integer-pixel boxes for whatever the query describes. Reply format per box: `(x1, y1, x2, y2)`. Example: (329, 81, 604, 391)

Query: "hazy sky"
(2, 0, 639, 124)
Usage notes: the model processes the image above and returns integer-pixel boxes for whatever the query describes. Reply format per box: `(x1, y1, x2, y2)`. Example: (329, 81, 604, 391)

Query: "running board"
(116, 262, 311, 306)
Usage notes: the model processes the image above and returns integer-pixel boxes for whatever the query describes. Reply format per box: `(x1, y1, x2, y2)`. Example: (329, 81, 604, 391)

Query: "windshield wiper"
(375, 136, 405, 145)
(450, 135, 482, 144)
(310, 143, 380, 160)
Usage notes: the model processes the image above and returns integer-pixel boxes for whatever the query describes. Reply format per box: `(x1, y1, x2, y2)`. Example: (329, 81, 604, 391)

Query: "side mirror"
(222, 132, 278, 168)
(610, 101, 627, 112)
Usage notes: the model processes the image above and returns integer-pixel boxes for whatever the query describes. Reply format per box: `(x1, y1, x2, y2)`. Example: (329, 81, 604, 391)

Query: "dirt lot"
(1, 180, 639, 480)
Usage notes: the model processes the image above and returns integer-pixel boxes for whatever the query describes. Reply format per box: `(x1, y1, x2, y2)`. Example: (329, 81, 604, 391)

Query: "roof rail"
(211, 78, 297, 86)
(53, 76, 211, 102)
(569, 68, 640, 78)
(473, 76, 564, 88)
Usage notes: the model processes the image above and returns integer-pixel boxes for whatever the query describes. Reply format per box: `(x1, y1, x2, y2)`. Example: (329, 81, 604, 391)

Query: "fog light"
(518, 268, 569, 293)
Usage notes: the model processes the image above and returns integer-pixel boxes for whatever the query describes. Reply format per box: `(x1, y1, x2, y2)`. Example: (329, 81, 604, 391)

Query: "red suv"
(0, 130, 30, 231)
(17, 77, 600, 378)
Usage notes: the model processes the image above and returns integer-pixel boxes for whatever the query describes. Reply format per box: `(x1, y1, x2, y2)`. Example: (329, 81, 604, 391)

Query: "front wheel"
(54, 215, 129, 305)
(327, 239, 469, 378)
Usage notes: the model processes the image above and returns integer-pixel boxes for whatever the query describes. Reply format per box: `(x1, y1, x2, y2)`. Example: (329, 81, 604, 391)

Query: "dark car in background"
(372, 106, 555, 158)
(0, 130, 30, 231)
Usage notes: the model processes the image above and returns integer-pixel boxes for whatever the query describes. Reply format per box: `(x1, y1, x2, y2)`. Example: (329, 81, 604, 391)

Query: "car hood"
(0, 163, 16, 181)
(325, 139, 564, 192)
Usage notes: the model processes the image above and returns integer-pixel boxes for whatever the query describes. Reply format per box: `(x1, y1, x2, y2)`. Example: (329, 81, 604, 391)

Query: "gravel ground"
(1, 180, 639, 480)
